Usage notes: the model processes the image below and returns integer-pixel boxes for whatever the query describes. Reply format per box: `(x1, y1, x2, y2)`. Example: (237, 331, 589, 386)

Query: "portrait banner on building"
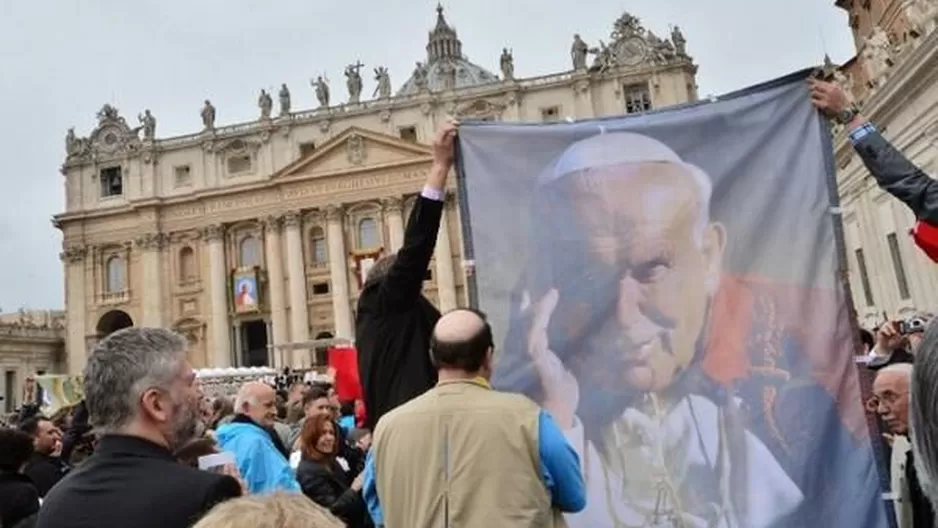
(455, 70, 888, 528)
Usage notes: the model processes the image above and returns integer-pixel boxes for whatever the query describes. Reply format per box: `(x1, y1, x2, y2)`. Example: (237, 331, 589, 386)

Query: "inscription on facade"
(162, 169, 427, 220)
(282, 169, 426, 200)
(205, 192, 282, 214)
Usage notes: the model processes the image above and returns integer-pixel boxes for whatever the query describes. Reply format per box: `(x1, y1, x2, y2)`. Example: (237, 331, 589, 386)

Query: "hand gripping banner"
(455, 70, 888, 528)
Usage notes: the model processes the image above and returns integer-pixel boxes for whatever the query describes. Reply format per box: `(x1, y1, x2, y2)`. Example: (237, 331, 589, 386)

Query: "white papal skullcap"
(540, 131, 685, 184)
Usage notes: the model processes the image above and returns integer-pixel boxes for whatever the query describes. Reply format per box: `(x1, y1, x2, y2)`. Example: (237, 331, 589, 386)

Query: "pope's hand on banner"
(522, 288, 579, 430)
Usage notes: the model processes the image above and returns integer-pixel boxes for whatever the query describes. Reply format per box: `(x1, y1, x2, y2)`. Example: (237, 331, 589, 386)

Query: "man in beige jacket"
(362, 308, 586, 527)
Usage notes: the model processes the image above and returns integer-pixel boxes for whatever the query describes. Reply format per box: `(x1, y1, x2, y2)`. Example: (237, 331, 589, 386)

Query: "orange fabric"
(702, 276, 753, 384)
(700, 274, 867, 441)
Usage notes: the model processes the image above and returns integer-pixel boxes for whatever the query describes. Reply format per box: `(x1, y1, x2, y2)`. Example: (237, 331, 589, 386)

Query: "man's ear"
(482, 347, 495, 375)
(702, 222, 726, 296)
(140, 388, 169, 424)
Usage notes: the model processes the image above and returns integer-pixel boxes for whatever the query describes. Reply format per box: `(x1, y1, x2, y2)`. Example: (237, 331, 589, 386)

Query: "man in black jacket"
(355, 121, 458, 431)
(809, 79, 938, 258)
(18, 416, 69, 497)
(38, 328, 242, 528)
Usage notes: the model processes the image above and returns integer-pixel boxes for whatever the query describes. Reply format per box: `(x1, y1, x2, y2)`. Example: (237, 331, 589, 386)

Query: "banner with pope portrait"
(455, 70, 887, 528)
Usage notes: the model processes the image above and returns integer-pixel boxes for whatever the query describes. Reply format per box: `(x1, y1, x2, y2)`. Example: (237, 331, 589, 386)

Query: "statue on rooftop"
(500, 48, 515, 81)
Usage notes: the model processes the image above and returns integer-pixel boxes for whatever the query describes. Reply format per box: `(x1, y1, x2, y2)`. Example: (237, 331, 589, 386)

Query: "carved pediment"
(272, 126, 433, 180)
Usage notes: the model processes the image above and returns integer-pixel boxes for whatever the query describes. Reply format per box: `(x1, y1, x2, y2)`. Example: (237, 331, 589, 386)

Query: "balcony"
(98, 290, 130, 306)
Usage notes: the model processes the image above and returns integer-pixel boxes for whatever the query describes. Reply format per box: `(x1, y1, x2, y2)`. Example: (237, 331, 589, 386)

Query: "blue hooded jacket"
(215, 421, 301, 494)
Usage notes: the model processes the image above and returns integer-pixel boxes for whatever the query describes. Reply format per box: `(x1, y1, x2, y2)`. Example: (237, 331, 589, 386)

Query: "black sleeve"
(9, 486, 40, 526)
(378, 196, 444, 311)
(24, 462, 60, 497)
(201, 474, 242, 514)
(297, 469, 340, 508)
(60, 401, 91, 464)
(854, 131, 938, 224)
(329, 488, 367, 523)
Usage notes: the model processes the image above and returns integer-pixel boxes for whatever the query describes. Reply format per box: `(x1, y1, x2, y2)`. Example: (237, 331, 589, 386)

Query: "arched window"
(179, 246, 197, 282)
(358, 218, 379, 249)
(105, 256, 126, 293)
(310, 227, 327, 266)
(238, 236, 261, 268)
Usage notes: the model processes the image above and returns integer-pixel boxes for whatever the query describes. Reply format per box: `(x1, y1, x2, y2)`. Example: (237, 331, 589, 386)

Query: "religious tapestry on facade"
(455, 70, 888, 528)
(233, 270, 260, 313)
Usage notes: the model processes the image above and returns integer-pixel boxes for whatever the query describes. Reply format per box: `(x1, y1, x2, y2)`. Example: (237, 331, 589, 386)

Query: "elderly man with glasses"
(872, 363, 933, 528)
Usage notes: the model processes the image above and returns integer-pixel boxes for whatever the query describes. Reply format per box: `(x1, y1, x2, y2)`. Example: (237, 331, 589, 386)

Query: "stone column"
(283, 211, 310, 366)
(434, 202, 458, 312)
(326, 205, 354, 339)
(136, 233, 165, 328)
(382, 197, 405, 252)
(262, 216, 290, 367)
(204, 225, 232, 367)
(233, 321, 243, 367)
(62, 245, 88, 375)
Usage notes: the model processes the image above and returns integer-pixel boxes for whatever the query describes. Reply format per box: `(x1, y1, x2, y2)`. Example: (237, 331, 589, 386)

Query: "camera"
(899, 317, 927, 335)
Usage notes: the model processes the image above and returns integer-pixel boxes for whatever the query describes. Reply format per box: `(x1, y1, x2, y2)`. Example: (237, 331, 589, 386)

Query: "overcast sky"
(0, 0, 854, 311)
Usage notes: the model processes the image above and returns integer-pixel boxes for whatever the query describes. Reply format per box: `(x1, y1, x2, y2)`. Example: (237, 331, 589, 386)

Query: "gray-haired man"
(38, 327, 242, 528)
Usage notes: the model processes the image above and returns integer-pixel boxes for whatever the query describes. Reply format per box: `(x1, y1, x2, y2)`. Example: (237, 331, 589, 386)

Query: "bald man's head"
(430, 309, 494, 374)
(235, 381, 277, 427)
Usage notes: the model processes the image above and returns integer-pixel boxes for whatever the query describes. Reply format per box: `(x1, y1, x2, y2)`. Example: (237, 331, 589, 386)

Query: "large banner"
(457, 71, 887, 527)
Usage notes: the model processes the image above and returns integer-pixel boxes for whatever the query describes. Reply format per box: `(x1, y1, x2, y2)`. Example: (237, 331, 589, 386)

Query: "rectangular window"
(299, 142, 316, 157)
(854, 248, 875, 307)
(624, 83, 653, 114)
(100, 166, 123, 197)
(399, 126, 418, 142)
(886, 233, 911, 300)
(4, 370, 14, 413)
(174, 165, 191, 187)
(227, 155, 252, 175)
(312, 282, 330, 295)
(541, 106, 560, 122)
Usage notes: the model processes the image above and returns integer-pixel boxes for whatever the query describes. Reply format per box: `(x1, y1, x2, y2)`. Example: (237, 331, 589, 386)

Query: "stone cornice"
(62, 61, 695, 168)
(55, 160, 432, 226)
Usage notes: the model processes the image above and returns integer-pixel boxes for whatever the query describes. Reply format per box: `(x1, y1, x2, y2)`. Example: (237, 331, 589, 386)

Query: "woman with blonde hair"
(192, 493, 342, 528)
(296, 414, 372, 528)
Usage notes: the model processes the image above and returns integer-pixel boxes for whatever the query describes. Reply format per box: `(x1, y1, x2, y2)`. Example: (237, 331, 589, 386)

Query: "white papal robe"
(563, 394, 803, 528)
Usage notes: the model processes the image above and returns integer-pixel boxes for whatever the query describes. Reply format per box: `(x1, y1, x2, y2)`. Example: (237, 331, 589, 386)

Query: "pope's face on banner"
(567, 162, 725, 392)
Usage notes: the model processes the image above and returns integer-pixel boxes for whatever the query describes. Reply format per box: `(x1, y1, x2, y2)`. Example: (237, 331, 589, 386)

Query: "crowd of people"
(4, 78, 938, 527)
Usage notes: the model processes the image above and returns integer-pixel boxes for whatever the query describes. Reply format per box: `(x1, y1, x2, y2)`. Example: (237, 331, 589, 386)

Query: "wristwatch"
(834, 105, 860, 125)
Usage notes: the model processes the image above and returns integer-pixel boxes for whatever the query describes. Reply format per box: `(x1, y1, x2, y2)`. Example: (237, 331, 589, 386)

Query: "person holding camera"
(867, 314, 931, 370)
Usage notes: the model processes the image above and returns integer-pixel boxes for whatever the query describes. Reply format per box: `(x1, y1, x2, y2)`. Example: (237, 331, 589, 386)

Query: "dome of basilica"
(396, 5, 500, 96)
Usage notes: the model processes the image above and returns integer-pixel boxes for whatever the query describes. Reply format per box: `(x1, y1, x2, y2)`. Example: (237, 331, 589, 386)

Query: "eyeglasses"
(865, 390, 908, 412)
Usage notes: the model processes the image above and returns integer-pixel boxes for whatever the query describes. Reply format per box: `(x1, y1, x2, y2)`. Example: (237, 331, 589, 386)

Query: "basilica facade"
(55, 7, 699, 374)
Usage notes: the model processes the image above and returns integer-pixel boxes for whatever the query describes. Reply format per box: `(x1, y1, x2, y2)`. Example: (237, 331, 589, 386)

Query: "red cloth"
(354, 399, 366, 429)
(327, 345, 363, 402)
(913, 220, 938, 262)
